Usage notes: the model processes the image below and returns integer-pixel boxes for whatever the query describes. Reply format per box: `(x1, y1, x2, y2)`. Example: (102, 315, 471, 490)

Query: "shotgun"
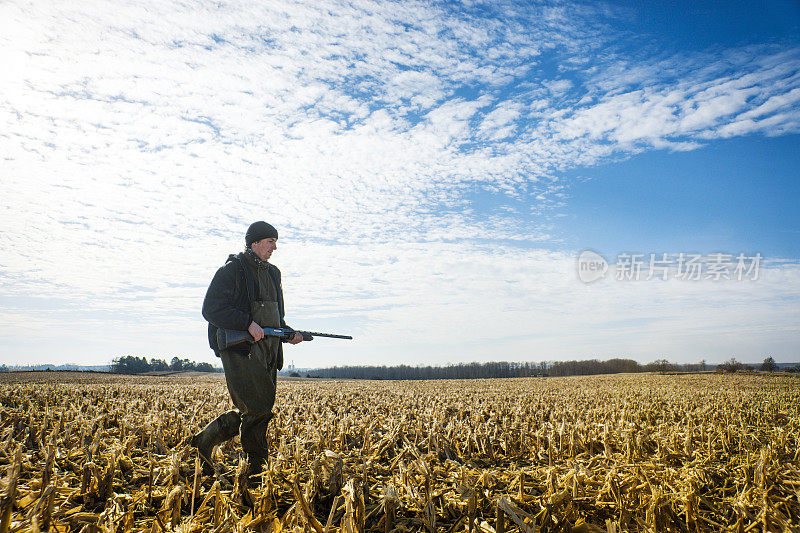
(217, 326, 352, 351)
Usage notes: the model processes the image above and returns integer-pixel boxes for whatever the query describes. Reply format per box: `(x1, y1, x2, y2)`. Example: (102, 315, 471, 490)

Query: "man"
(193, 221, 303, 479)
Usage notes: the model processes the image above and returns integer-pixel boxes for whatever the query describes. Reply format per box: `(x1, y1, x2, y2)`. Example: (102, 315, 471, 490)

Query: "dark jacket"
(202, 253, 290, 367)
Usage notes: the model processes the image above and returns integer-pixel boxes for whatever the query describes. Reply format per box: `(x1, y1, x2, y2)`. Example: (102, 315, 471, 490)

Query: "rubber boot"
(246, 454, 267, 482)
(191, 410, 241, 475)
(241, 411, 274, 484)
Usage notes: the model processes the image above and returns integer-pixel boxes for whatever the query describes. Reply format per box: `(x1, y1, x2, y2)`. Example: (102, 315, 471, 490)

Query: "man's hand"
(287, 332, 303, 345)
(248, 321, 264, 341)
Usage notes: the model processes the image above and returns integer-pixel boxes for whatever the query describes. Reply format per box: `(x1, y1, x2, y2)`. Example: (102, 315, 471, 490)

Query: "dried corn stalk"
(0, 371, 796, 532)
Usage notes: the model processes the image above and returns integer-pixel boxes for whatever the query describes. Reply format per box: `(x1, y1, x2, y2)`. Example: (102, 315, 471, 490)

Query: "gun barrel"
(300, 331, 353, 340)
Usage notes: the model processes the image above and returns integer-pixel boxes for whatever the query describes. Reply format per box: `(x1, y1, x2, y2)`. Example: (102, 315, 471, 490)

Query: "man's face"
(251, 238, 277, 261)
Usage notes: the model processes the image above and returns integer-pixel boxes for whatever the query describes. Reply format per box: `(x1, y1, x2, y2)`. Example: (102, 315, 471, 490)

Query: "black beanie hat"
(246, 221, 278, 248)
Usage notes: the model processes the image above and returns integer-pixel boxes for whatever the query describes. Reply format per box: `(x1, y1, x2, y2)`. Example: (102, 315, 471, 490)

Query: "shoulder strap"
(226, 254, 256, 303)
(266, 264, 280, 293)
(267, 264, 285, 321)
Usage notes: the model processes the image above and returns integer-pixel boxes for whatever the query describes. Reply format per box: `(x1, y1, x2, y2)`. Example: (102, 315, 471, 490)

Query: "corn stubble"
(0, 372, 798, 532)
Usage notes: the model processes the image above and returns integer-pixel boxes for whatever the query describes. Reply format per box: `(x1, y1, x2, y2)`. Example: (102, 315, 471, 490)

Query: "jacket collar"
(243, 248, 271, 270)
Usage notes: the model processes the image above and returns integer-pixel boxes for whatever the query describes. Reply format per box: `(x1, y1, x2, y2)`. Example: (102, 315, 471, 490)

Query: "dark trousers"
(220, 349, 277, 461)
(195, 349, 276, 464)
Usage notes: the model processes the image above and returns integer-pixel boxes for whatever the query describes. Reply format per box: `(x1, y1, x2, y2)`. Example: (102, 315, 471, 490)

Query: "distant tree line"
(110, 356, 221, 374)
(306, 356, 796, 380)
(311, 359, 643, 380)
(310, 362, 548, 380)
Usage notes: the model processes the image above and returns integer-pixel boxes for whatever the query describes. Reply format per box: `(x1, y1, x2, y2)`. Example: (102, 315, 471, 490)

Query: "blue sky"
(1, 0, 799, 367)
(561, 134, 800, 258)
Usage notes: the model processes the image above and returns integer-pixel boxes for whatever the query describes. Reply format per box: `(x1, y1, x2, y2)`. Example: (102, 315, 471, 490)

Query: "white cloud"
(544, 79, 573, 96)
(479, 102, 522, 140)
(738, 87, 800, 121)
(535, 46, 800, 161)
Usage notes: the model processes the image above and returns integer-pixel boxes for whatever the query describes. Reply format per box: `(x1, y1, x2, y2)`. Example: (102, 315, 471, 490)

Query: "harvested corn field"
(0, 372, 798, 532)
